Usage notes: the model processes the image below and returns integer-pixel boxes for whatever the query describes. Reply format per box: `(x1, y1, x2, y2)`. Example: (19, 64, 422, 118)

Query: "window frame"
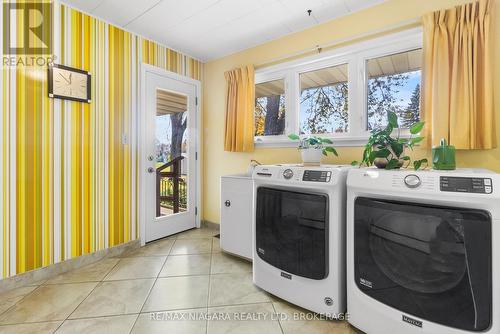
(254, 27, 423, 148)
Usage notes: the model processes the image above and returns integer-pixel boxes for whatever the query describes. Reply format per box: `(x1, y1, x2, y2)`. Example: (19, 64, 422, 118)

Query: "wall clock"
(48, 64, 91, 103)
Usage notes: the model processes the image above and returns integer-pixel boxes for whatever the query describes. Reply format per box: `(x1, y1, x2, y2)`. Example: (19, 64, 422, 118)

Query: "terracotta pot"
(300, 147, 323, 166)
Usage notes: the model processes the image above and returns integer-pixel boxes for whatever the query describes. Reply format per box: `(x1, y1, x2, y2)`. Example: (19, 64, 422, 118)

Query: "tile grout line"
(57, 258, 124, 331)
(0, 284, 43, 322)
(128, 251, 170, 334)
(271, 302, 286, 334)
(205, 237, 215, 334)
(0, 259, 122, 328)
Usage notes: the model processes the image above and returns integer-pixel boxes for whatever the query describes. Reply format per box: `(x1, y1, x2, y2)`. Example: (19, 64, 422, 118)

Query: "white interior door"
(142, 67, 199, 243)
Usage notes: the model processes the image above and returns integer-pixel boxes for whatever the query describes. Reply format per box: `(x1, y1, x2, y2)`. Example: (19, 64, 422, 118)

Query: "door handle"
(147, 167, 155, 173)
(225, 200, 231, 207)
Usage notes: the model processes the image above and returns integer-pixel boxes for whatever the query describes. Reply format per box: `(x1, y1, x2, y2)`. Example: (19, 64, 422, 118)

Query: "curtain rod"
(254, 18, 422, 69)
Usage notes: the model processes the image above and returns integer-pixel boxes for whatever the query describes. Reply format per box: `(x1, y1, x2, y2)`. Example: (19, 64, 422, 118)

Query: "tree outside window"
(367, 49, 422, 130)
(300, 64, 349, 135)
(255, 79, 286, 136)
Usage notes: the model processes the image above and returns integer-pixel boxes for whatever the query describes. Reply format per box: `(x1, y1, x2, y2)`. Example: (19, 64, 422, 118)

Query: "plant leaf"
(388, 111, 398, 128)
(322, 149, 328, 156)
(351, 161, 359, 166)
(321, 138, 333, 144)
(410, 121, 425, 135)
(414, 158, 428, 170)
(288, 134, 300, 140)
(385, 159, 400, 170)
(324, 146, 338, 156)
(402, 156, 411, 161)
(410, 136, 424, 145)
(369, 151, 378, 163)
(375, 148, 391, 158)
(390, 142, 404, 157)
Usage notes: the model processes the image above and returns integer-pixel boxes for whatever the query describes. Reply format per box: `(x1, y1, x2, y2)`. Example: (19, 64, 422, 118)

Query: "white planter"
(300, 148, 323, 166)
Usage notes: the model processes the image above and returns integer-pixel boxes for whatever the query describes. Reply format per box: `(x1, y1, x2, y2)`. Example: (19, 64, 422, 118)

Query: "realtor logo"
(3, 1, 53, 55)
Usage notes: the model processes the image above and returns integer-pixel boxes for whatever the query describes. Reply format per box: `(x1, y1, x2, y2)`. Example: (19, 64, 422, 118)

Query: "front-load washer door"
(354, 197, 492, 331)
(256, 187, 329, 280)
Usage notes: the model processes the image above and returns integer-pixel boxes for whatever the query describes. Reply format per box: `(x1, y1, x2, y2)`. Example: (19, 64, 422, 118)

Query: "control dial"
(404, 174, 421, 188)
(283, 169, 294, 179)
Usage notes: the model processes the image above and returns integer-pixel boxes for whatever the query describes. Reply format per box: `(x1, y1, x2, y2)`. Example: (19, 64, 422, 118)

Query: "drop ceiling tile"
(62, 0, 104, 13)
(344, 0, 385, 12)
(312, 1, 350, 23)
(92, 0, 161, 27)
(125, 0, 220, 34)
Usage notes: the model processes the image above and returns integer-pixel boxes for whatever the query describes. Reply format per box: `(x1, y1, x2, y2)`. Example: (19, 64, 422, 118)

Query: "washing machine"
(253, 164, 351, 317)
(347, 168, 500, 334)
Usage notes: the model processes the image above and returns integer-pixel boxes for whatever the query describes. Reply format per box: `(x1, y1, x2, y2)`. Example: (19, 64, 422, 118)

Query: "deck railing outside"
(156, 156, 186, 216)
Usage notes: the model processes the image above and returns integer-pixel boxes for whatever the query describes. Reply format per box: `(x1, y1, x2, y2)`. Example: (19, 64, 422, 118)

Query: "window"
(300, 64, 349, 134)
(366, 49, 422, 130)
(254, 28, 422, 147)
(255, 79, 286, 136)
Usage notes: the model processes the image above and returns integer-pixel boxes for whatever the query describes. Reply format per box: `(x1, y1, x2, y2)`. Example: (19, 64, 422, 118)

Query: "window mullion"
(285, 70, 299, 136)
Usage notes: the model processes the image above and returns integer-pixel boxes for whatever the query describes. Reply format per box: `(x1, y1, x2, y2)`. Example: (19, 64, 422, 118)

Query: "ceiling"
(62, 0, 385, 61)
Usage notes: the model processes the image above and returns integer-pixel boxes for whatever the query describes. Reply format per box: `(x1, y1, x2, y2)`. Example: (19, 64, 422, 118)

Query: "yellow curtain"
(224, 65, 255, 152)
(422, 0, 495, 149)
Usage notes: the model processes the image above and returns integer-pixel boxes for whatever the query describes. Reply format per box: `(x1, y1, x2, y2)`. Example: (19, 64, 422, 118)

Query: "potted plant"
(288, 134, 338, 166)
(353, 111, 428, 170)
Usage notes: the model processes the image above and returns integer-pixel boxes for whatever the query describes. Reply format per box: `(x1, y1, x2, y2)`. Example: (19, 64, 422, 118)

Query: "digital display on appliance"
(303, 170, 331, 182)
(440, 176, 493, 194)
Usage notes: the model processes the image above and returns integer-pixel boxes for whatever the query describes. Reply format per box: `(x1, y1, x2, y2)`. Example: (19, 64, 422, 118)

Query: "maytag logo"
(281, 272, 292, 280)
(359, 278, 373, 288)
(402, 315, 423, 328)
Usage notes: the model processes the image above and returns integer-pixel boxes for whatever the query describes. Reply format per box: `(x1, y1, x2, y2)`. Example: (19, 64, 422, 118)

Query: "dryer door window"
(354, 197, 492, 331)
(256, 187, 329, 280)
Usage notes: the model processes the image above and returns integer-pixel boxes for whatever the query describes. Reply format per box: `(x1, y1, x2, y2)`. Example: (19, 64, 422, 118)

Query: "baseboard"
(201, 220, 220, 229)
(0, 239, 140, 294)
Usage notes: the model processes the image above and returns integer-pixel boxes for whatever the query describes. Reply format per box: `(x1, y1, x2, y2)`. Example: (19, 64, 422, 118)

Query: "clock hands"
(59, 73, 71, 84)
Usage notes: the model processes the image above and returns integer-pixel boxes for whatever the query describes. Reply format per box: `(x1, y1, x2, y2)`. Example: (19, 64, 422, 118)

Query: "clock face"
(50, 66, 90, 102)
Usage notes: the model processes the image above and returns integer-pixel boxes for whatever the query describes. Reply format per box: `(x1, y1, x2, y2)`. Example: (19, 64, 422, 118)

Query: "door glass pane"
(255, 79, 286, 136)
(155, 89, 188, 217)
(256, 187, 328, 280)
(366, 48, 422, 130)
(354, 197, 492, 331)
(300, 64, 349, 134)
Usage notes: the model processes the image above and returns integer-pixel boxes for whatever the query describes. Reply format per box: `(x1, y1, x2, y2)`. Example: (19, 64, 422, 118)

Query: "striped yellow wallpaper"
(0, 3, 203, 278)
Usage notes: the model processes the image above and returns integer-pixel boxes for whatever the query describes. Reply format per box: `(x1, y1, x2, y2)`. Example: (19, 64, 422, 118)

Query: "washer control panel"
(440, 176, 493, 194)
(302, 170, 332, 182)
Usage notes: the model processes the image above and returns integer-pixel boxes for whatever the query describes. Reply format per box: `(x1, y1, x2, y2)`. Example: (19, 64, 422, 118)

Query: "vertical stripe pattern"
(0, 3, 203, 278)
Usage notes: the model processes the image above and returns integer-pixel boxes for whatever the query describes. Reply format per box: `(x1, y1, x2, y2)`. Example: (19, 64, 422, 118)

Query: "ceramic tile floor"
(0, 226, 363, 334)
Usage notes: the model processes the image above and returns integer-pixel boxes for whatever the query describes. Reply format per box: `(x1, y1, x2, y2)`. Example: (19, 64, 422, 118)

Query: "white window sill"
(254, 132, 415, 148)
(254, 136, 371, 148)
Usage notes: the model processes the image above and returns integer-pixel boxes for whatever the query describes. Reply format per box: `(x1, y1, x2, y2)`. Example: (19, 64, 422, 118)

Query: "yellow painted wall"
(202, 0, 500, 224)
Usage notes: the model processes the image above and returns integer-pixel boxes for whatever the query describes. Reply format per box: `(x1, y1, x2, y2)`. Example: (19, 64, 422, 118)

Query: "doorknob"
(147, 167, 155, 173)
(225, 200, 231, 207)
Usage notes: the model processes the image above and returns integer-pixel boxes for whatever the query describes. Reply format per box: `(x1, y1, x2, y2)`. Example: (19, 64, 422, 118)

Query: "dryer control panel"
(440, 176, 493, 194)
(302, 170, 332, 182)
